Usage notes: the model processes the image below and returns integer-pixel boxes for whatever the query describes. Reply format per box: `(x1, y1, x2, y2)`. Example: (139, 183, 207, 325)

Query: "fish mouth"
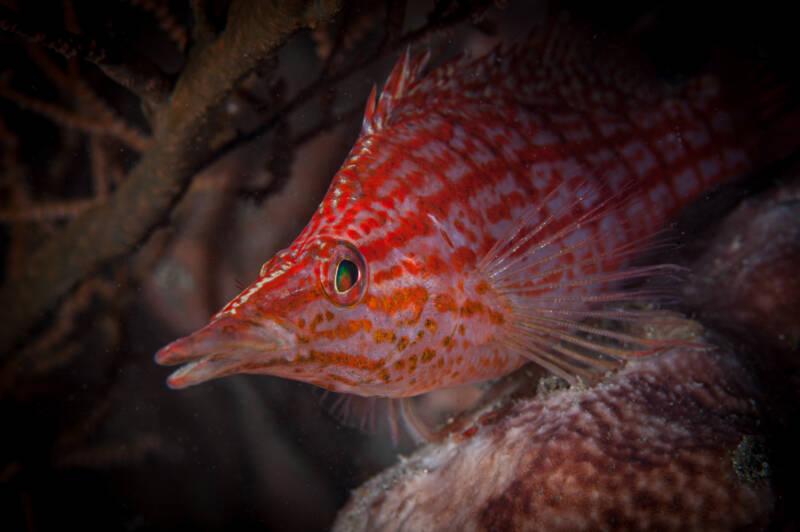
(154, 314, 295, 389)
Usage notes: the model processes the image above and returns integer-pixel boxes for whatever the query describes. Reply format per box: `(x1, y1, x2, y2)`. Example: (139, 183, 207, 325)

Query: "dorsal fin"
(361, 15, 669, 139)
(524, 14, 665, 106)
(406, 14, 668, 118)
(361, 48, 431, 135)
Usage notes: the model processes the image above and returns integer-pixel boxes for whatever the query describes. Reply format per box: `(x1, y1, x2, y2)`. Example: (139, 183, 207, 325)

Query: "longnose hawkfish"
(155, 20, 794, 438)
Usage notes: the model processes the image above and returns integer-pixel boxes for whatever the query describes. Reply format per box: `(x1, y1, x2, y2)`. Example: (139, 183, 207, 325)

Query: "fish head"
(155, 69, 516, 395)
(154, 216, 495, 396)
(153, 234, 369, 390)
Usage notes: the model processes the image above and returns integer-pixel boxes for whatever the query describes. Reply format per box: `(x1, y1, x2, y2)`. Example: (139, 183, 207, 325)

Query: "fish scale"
(155, 20, 787, 403)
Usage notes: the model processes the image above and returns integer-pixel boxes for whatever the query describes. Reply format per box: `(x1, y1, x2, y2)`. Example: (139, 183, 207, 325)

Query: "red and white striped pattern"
(156, 21, 764, 398)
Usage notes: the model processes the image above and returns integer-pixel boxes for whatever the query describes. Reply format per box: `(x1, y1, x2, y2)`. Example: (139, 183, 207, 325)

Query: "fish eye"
(335, 259, 359, 293)
(321, 241, 368, 307)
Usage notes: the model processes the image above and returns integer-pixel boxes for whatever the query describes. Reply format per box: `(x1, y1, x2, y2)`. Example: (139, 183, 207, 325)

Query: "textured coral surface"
(334, 339, 773, 531)
(334, 176, 800, 531)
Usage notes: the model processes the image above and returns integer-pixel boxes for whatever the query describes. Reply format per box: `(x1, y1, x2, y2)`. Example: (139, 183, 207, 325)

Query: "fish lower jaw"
(166, 359, 205, 389)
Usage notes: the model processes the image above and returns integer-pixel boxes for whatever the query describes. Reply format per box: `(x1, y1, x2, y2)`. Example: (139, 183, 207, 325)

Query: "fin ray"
(319, 390, 435, 445)
(481, 179, 700, 383)
(367, 48, 431, 133)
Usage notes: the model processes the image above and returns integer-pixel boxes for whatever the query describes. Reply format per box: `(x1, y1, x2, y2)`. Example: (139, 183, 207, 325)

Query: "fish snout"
(154, 314, 295, 389)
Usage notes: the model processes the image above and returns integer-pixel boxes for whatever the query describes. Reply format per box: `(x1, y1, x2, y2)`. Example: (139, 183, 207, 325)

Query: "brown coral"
(334, 336, 774, 531)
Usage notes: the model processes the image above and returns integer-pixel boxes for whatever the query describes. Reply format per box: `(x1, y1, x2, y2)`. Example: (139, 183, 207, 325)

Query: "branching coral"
(0, 0, 344, 363)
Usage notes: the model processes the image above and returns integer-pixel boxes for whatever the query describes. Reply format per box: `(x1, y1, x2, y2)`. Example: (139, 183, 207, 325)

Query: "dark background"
(1, 0, 798, 530)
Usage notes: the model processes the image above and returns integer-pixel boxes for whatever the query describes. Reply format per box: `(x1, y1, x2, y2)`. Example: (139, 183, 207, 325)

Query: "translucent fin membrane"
(479, 179, 703, 385)
(319, 392, 434, 445)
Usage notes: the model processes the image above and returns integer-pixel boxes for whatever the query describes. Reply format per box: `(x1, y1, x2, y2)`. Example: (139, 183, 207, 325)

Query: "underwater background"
(1, 0, 798, 529)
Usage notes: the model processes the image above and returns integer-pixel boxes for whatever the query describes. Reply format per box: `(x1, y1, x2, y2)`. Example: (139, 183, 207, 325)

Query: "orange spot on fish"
(402, 258, 421, 276)
(452, 246, 477, 272)
(453, 218, 477, 243)
(310, 313, 324, 332)
(376, 264, 401, 282)
(461, 300, 484, 317)
(327, 373, 359, 387)
(489, 310, 505, 325)
(286, 350, 386, 372)
(363, 294, 384, 312)
(366, 286, 428, 324)
(434, 293, 457, 313)
(425, 254, 448, 276)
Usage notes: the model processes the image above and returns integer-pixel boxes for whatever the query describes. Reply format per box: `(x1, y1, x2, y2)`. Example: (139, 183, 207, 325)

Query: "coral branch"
(207, 0, 492, 181)
(189, 0, 215, 45)
(89, 136, 111, 199)
(0, 0, 342, 362)
(98, 59, 173, 108)
(124, 0, 189, 53)
(0, 4, 173, 105)
(26, 45, 151, 146)
(0, 5, 111, 63)
(0, 84, 151, 152)
(0, 199, 98, 222)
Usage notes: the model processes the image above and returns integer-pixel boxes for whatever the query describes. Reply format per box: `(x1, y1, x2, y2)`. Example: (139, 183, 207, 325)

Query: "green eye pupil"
(335, 259, 359, 293)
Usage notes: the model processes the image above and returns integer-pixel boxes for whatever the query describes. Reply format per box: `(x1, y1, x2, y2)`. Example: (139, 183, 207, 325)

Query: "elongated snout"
(155, 315, 295, 389)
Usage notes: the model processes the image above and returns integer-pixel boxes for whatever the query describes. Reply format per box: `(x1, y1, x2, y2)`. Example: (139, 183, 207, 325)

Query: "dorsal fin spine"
(368, 48, 430, 132)
(361, 84, 378, 135)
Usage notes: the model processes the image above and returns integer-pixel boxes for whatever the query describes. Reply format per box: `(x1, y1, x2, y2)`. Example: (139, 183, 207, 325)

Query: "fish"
(155, 19, 794, 426)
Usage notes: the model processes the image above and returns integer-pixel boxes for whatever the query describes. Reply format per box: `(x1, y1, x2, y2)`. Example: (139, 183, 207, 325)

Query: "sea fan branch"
(0, 0, 343, 363)
(0, 4, 172, 105)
